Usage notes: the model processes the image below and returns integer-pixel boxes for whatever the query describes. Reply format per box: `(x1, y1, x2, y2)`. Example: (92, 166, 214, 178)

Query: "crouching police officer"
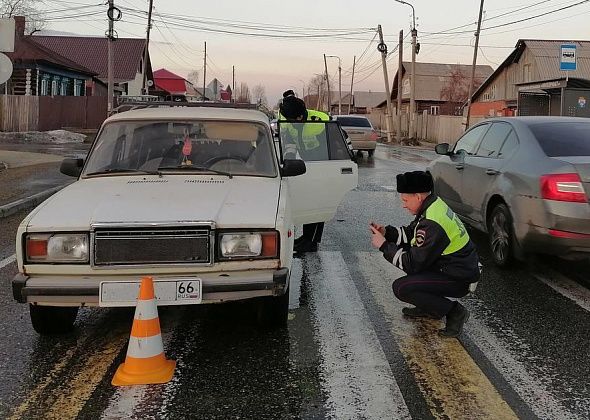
(279, 89, 330, 253)
(369, 171, 480, 337)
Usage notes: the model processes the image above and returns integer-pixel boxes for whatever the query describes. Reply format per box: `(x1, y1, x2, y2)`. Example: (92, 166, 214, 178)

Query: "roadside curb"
(0, 185, 67, 219)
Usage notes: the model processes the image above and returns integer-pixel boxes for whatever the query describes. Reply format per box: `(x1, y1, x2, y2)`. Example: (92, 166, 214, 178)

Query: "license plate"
(99, 278, 202, 307)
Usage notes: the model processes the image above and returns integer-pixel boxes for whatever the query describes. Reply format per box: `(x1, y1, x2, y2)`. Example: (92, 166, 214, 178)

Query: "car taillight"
(369, 131, 379, 141)
(540, 173, 588, 203)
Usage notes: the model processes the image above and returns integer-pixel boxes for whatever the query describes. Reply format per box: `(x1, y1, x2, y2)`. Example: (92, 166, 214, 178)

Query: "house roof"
(6, 34, 96, 76)
(32, 36, 146, 83)
(472, 39, 590, 101)
(354, 91, 386, 108)
(153, 68, 199, 96)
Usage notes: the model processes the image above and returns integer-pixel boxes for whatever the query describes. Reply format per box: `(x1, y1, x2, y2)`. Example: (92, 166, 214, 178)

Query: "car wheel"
(256, 287, 289, 328)
(487, 203, 514, 267)
(30, 304, 78, 335)
(368, 149, 375, 157)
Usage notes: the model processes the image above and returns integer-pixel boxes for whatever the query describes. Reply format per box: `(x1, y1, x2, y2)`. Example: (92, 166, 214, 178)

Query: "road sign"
(0, 53, 13, 85)
(560, 44, 577, 71)
(0, 18, 15, 52)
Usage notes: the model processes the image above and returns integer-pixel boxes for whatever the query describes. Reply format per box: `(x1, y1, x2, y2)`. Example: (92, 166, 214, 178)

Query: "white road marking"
(533, 270, 590, 313)
(360, 251, 578, 419)
(0, 254, 16, 269)
(308, 251, 411, 419)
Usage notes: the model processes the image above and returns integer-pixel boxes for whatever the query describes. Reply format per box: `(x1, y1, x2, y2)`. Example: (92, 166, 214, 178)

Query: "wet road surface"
(1, 144, 589, 419)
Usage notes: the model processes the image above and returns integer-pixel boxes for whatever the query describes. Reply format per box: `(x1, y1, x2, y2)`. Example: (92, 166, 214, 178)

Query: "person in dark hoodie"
(369, 171, 480, 337)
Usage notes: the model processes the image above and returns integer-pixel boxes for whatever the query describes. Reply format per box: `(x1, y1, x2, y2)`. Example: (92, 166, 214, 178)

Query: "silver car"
(428, 117, 590, 266)
(333, 115, 379, 156)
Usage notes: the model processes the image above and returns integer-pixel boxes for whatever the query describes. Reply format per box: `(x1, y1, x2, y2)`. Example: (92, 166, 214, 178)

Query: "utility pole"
(410, 26, 417, 139)
(232, 65, 235, 103)
(107, 0, 114, 114)
(338, 59, 342, 115)
(465, 0, 485, 130)
(397, 30, 403, 143)
(141, 0, 153, 95)
(202, 41, 206, 101)
(323, 54, 331, 114)
(349, 55, 356, 114)
(377, 25, 394, 143)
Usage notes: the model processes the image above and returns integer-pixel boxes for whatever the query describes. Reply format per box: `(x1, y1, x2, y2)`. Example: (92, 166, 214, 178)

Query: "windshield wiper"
(158, 164, 233, 179)
(84, 168, 162, 177)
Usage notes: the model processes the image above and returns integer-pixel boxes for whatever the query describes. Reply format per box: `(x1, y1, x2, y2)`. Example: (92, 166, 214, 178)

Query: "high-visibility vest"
(279, 109, 330, 151)
(411, 197, 469, 255)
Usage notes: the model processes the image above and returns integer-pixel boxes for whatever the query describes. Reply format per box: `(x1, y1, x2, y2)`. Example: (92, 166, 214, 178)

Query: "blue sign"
(560, 44, 577, 71)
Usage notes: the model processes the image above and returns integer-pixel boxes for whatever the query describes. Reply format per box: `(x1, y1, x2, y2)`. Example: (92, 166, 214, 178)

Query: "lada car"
(13, 106, 357, 334)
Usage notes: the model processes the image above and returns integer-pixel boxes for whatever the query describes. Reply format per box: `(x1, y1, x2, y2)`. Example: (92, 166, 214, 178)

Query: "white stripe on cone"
(135, 299, 159, 320)
(127, 334, 165, 359)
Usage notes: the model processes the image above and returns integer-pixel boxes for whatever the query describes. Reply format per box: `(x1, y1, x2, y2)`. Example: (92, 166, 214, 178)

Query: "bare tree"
(440, 65, 482, 115)
(1, 0, 46, 34)
(236, 82, 251, 103)
(186, 70, 199, 88)
(252, 84, 267, 107)
(306, 74, 333, 112)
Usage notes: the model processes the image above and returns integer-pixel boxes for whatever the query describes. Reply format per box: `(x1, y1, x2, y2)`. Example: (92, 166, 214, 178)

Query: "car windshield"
(530, 122, 590, 157)
(336, 117, 371, 128)
(83, 120, 277, 177)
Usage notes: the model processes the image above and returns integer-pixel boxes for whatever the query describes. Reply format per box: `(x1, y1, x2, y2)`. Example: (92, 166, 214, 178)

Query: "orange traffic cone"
(112, 276, 176, 386)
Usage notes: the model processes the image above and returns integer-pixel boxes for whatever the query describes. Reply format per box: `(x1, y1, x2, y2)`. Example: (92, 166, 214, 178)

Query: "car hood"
(26, 175, 280, 230)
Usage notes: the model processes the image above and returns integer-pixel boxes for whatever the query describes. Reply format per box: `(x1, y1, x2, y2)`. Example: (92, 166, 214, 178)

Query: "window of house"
(41, 77, 49, 96)
(74, 80, 82, 96)
(61, 78, 69, 96)
(490, 85, 497, 100)
(430, 105, 440, 115)
(51, 79, 58, 96)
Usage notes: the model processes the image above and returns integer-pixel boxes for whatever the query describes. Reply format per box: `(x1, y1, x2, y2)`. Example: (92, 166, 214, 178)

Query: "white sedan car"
(13, 106, 357, 334)
(333, 115, 379, 156)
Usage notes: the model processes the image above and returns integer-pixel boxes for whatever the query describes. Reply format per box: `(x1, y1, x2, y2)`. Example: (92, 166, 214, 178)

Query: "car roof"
(106, 107, 270, 125)
(476, 116, 590, 127)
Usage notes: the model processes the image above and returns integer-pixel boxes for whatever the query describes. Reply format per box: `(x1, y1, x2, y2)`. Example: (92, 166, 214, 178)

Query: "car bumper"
(351, 140, 376, 151)
(517, 223, 590, 260)
(12, 268, 289, 306)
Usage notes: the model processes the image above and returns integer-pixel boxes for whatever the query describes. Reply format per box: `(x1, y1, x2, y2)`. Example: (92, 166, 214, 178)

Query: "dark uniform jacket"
(379, 194, 480, 282)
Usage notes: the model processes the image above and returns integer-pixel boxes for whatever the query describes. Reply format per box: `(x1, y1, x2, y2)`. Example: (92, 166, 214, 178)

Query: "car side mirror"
(281, 159, 306, 177)
(60, 158, 84, 177)
(435, 143, 451, 155)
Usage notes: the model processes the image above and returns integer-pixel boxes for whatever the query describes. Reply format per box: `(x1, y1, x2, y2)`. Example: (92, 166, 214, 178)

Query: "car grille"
(94, 227, 211, 265)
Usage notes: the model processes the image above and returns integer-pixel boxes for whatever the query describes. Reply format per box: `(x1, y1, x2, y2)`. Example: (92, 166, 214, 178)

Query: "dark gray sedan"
(427, 117, 590, 266)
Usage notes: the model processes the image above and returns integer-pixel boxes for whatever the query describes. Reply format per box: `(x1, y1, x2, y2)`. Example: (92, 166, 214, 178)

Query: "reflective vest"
(411, 197, 469, 255)
(279, 109, 330, 151)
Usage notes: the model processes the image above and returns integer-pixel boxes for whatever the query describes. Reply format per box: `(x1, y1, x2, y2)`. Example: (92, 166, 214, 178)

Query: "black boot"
(402, 306, 441, 320)
(439, 302, 469, 337)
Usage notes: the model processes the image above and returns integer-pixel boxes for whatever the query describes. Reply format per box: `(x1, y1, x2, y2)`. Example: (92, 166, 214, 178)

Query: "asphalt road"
(1, 144, 589, 419)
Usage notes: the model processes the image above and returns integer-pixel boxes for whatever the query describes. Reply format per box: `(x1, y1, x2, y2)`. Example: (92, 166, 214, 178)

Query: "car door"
(278, 121, 358, 225)
(461, 122, 514, 224)
(433, 123, 490, 215)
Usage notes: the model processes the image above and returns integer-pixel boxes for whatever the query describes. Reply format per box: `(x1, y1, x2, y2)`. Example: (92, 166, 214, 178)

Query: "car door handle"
(455, 164, 464, 170)
(486, 168, 499, 175)
(341, 167, 353, 174)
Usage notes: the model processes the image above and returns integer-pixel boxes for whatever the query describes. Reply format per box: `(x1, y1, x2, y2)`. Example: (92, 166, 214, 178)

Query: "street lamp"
(394, 0, 418, 139)
(297, 79, 306, 101)
(326, 55, 342, 115)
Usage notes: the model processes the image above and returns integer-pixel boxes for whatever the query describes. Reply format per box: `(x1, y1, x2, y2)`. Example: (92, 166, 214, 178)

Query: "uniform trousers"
(392, 271, 471, 318)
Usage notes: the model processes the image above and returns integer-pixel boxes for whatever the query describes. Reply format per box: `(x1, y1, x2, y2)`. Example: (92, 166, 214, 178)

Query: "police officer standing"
(279, 89, 330, 253)
(369, 171, 480, 337)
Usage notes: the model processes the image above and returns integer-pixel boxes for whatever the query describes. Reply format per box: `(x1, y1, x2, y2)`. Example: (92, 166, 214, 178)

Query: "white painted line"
(0, 254, 16, 270)
(534, 271, 590, 313)
(308, 251, 411, 419)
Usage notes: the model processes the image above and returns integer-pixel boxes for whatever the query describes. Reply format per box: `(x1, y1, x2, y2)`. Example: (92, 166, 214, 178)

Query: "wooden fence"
(0, 95, 107, 132)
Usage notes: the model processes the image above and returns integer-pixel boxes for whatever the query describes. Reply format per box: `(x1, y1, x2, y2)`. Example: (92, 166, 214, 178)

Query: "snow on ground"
(0, 130, 86, 144)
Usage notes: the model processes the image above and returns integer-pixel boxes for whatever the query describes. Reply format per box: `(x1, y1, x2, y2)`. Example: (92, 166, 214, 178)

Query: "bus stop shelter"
(517, 77, 590, 117)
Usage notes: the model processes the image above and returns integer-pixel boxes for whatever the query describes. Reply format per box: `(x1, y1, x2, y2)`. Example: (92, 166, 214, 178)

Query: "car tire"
(30, 304, 78, 335)
(256, 287, 289, 328)
(368, 149, 375, 157)
(487, 203, 514, 268)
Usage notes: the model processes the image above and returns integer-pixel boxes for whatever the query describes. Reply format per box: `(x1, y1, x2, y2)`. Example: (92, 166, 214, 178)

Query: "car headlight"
(26, 233, 89, 263)
(219, 231, 278, 260)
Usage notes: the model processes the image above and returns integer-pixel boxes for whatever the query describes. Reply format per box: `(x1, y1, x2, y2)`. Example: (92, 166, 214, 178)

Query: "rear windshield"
(530, 122, 590, 157)
(336, 117, 371, 128)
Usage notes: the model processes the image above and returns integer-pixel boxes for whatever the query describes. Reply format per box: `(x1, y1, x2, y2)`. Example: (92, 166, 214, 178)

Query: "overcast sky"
(37, 0, 590, 105)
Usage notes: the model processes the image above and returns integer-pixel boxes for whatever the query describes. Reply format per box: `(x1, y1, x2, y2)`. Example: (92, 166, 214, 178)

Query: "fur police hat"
(280, 90, 307, 120)
(396, 171, 433, 193)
